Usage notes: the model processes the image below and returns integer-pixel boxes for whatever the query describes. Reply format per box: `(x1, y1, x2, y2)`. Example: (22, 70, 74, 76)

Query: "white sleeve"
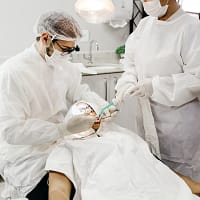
(115, 32, 138, 92)
(0, 70, 62, 145)
(151, 22, 200, 106)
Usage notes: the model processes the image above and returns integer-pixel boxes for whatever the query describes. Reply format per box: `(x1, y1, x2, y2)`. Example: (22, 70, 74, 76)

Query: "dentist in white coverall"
(115, 0, 200, 184)
(0, 11, 116, 200)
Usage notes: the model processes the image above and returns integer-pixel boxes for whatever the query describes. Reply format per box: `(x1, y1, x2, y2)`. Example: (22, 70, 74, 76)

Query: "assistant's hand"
(127, 78, 153, 98)
(64, 114, 97, 134)
(115, 84, 134, 104)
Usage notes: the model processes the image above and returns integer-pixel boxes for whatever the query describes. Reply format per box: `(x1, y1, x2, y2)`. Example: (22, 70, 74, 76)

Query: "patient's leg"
(48, 171, 72, 200)
(177, 172, 200, 196)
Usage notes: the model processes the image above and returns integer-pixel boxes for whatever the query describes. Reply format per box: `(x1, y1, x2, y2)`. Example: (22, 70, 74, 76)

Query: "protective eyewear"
(53, 40, 80, 56)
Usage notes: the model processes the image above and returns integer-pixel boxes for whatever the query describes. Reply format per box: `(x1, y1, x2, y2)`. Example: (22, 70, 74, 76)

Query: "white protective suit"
(46, 122, 199, 200)
(0, 44, 107, 199)
(115, 8, 200, 181)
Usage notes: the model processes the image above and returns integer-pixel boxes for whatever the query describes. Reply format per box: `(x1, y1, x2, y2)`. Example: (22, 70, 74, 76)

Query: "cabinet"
(82, 72, 136, 132)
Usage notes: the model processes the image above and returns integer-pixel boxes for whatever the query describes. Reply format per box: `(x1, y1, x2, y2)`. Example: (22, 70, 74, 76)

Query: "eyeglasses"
(53, 40, 80, 56)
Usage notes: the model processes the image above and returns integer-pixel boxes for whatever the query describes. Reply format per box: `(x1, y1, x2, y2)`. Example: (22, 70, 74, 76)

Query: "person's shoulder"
(0, 48, 36, 82)
(177, 12, 200, 28)
(0, 55, 21, 75)
(128, 16, 153, 38)
(182, 13, 199, 24)
(180, 13, 200, 35)
(138, 16, 153, 25)
(1, 48, 32, 72)
(136, 16, 154, 30)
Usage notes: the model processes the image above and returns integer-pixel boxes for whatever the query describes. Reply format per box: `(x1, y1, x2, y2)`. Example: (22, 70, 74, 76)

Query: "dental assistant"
(0, 11, 117, 200)
(115, 0, 200, 183)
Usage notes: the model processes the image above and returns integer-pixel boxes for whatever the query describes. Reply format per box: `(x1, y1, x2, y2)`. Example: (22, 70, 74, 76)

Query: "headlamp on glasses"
(53, 40, 80, 55)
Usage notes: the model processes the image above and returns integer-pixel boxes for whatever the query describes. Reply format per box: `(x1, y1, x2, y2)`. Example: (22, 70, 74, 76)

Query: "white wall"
(0, 0, 129, 61)
(180, 0, 200, 13)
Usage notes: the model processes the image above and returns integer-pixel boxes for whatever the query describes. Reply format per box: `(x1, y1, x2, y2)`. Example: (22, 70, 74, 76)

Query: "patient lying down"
(45, 101, 200, 200)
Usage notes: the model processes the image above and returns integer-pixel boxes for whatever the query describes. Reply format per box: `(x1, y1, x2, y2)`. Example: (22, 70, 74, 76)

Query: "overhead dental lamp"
(75, 0, 115, 24)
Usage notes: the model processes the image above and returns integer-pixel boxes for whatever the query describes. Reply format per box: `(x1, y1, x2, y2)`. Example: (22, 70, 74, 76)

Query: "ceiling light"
(75, 0, 115, 24)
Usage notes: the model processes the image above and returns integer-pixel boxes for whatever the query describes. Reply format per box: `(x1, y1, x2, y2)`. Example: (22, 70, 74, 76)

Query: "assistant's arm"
(151, 23, 200, 106)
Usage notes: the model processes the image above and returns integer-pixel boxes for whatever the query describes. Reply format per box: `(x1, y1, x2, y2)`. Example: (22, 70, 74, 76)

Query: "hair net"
(33, 11, 82, 41)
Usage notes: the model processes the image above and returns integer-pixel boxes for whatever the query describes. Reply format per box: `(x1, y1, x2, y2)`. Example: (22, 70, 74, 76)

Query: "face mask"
(45, 48, 71, 67)
(143, 0, 169, 18)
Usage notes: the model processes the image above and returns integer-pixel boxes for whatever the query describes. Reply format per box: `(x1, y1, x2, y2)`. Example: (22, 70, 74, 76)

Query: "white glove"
(115, 84, 134, 104)
(100, 105, 118, 122)
(127, 79, 153, 98)
(64, 114, 97, 134)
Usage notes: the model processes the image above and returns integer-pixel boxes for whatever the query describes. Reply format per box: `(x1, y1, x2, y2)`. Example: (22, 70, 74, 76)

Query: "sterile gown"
(46, 123, 199, 200)
(0, 44, 107, 199)
(115, 8, 200, 181)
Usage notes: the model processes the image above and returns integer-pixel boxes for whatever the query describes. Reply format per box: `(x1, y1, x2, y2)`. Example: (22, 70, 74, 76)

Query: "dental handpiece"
(98, 103, 114, 119)
(98, 98, 120, 119)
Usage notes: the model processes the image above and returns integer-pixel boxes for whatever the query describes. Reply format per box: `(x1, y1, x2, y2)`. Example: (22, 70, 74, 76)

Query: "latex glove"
(115, 84, 134, 104)
(100, 104, 118, 122)
(127, 79, 153, 98)
(64, 114, 97, 134)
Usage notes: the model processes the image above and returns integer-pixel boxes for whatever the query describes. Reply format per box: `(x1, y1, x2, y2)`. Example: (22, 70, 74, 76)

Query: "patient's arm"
(49, 171, 72, 200)
(177, 172, 200, 196)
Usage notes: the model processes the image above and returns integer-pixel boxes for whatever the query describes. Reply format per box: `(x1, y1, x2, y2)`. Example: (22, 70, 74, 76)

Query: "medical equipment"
(98, 103, 114, 118)
(98, 99, 120, 119)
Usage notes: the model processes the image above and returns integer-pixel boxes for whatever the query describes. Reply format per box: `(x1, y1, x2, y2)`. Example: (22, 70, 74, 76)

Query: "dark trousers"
(26, 173, 48, 200)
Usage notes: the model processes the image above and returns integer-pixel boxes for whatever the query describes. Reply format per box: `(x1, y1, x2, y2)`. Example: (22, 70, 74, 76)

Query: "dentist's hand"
(101, 105, 118, 122)
(64, 114, 97, 134)
(127, 79, 153, 98)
